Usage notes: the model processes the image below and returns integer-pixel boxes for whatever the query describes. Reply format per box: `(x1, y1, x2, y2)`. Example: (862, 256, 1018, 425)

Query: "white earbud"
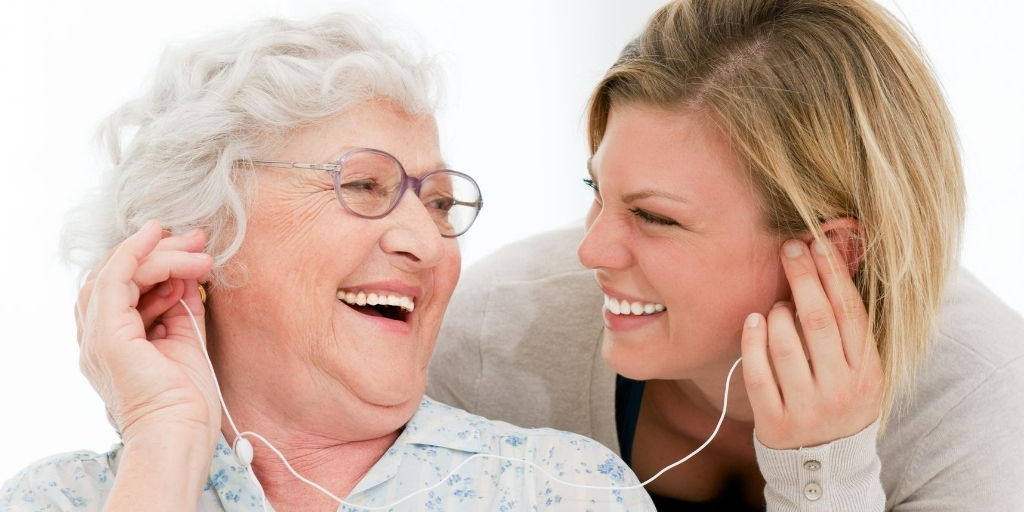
(234, 437, 254, 467)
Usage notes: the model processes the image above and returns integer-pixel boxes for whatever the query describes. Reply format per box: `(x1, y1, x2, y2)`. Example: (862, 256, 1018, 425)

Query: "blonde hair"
(61, 12, 440, 286)
(588, 0, 965, 427)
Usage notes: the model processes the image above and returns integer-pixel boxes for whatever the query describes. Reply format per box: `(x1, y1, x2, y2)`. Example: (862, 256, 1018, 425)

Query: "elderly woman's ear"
(75, 226, 212, 346)
(135, 228, 212, 332)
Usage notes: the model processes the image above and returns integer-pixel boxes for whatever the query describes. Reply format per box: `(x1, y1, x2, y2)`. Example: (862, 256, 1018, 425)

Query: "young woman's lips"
(601, 292, 666, 332)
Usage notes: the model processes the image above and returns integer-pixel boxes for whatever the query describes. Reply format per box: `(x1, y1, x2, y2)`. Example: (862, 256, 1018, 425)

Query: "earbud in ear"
(818, 217, 865, 279)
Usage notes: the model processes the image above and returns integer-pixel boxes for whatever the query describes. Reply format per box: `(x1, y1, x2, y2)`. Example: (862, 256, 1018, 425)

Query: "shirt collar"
(208, 436, 266, 510)
(207, 396, 489, 503)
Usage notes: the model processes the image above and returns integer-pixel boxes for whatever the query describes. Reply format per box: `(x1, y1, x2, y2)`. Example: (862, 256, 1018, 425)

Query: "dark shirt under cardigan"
(616, 375, 766, 512)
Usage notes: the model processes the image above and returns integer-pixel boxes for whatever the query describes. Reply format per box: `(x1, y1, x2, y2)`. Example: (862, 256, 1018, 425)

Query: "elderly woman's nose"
(379, 190, 446, 269)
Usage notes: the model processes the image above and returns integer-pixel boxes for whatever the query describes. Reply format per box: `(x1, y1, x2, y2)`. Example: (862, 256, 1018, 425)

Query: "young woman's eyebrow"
(588, 157, 691, 204)
(621, 189, 691, 204)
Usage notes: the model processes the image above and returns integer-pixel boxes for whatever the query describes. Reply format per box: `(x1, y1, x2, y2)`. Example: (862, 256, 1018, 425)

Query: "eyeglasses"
(243, 148, 483, 237)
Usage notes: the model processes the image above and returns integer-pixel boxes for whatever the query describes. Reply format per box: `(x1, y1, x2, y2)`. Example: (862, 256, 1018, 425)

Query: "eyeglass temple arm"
(454, 199, 484, 209)
(243, 160, 482, 207)
(242, 159, 341, 171)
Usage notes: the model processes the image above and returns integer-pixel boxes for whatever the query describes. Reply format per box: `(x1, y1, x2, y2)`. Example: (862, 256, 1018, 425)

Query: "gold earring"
(198, 283, 208, 305)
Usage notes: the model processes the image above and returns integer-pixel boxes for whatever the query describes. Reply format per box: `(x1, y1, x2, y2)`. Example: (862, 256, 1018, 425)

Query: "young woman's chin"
(602, 327, 743, 383)
(600, 329, 677, 381)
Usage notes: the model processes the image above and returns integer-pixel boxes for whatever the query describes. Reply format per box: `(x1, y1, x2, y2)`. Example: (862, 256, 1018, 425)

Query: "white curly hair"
(61, 12, 441, 286)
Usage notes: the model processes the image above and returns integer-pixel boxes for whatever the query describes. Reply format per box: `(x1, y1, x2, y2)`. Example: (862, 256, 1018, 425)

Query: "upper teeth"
(604, 294, 665, 316)
(337, 290, 415, 312)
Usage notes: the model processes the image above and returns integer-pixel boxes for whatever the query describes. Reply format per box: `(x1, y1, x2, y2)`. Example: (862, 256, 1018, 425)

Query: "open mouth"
(337, 290, 414, 322)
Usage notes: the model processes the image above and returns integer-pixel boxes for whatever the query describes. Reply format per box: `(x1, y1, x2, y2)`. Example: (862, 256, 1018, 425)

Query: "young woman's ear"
(805, 217, 864, 278)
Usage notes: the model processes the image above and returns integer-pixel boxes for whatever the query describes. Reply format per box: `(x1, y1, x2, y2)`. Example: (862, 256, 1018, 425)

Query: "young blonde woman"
(428, 0, 1024, 510)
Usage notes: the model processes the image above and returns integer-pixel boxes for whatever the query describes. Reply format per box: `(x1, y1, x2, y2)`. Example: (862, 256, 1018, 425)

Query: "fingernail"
(191, 253, 211, 261)
(746, 313, 761, 328)
(156, 282, 172, 297)
(783, 240, 802, 259)
(814, 239, 831, 256)
(184, 228, 201, 238)
(772, 300, 790, 309)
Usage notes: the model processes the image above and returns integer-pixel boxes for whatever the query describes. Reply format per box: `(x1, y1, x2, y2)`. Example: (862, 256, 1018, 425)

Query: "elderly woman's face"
(578, 105, 788, 382)
(211, 101, 460, 431)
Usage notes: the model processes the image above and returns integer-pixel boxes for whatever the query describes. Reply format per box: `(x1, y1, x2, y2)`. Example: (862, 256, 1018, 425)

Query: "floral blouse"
(2, 397, 655, 511)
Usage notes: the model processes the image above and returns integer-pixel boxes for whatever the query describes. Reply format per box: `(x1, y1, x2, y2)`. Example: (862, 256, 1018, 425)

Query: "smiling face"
(578, 104, 788, 382)
(208, 101, 461, 440)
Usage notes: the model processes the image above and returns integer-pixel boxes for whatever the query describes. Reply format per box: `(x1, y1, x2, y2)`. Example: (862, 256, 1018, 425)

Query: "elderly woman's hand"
(75, 221, 219, 456)
(741, 238, 883, 450)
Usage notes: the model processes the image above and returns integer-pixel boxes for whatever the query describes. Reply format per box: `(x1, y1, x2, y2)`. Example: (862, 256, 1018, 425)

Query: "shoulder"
(443, 220, 600, 340)
(382, 398, 654, 510)
(2, 448, 119, 510)
(934, 268, 1024, 364)
(458, 221, 591, 288)
(430, 223, 613, 443)
(414, 398, 629, 481)
(879, 268, 1024, 507)
(900, 267, 1024, 416)
(477, 407, 621, 465)
(447, 221, 603, 355)
(910, 268, 1024, 413)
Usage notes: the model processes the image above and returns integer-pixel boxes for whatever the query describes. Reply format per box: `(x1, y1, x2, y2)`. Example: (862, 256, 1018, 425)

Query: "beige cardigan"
(428, 223, 1024, 511)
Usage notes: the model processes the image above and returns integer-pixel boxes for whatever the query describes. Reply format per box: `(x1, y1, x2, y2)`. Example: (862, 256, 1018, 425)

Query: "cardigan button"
(804, 482, 822, 501)
(803, 460, 821, 471)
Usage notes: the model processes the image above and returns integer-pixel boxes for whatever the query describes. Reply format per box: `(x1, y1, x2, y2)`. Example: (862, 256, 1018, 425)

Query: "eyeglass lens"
(334, 150, 480, 237)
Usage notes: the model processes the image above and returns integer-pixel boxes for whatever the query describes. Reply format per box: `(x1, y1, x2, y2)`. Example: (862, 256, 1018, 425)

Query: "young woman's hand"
(741, 238, 883, 449)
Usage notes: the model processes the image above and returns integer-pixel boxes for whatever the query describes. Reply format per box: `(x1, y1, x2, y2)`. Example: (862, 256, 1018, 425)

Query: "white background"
(0, 0, 1021, 482)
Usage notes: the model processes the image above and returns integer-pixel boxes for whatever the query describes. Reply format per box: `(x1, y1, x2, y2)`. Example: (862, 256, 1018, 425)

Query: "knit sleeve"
(754, 420, 884, 512)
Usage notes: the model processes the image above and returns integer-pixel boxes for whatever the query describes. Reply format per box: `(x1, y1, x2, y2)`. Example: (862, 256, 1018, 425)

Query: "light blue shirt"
(2, 397, 654, 511)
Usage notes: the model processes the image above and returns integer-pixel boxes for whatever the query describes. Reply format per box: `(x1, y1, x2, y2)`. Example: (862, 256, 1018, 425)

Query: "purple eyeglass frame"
(242, 148, 483, 237)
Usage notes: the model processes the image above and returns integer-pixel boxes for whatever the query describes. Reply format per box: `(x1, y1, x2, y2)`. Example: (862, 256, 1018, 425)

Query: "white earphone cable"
(179, 298, 741, 510)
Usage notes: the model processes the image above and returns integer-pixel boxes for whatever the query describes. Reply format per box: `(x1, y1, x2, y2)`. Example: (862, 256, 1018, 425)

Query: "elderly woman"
(429, 0, 1024, 510)
(0, 14, 657, 512)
